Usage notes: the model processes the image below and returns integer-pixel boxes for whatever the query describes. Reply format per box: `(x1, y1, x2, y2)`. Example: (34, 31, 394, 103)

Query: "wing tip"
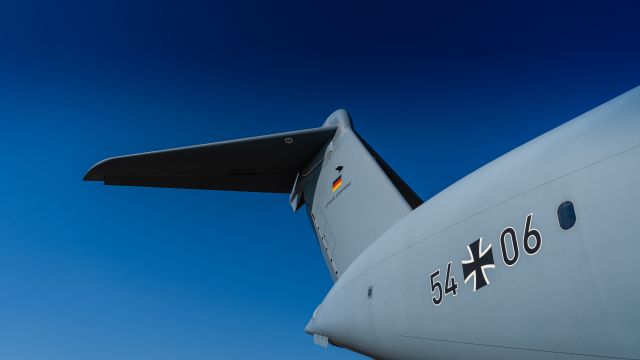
(83, 158, 111, 181)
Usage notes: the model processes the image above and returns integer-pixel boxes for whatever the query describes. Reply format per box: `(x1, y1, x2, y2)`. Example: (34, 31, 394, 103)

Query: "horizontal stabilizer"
(84, 126, 337, 193)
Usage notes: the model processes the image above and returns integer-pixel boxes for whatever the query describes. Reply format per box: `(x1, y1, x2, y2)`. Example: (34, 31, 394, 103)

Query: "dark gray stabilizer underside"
(84, 126, 337, 193)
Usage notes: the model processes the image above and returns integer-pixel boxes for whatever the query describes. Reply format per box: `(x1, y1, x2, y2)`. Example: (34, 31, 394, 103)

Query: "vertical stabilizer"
(293, 110, 422, 280)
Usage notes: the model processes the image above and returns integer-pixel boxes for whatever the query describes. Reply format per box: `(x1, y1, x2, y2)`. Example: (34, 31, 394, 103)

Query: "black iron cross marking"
(462, 238, 495, 291)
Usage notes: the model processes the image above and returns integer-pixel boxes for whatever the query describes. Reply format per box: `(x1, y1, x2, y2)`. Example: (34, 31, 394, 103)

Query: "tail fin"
(293, 110, 422, 280)
(84, 110, 422, 280)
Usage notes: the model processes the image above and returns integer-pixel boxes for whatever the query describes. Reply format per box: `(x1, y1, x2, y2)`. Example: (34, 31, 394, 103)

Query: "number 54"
(429, 262, 458, 306)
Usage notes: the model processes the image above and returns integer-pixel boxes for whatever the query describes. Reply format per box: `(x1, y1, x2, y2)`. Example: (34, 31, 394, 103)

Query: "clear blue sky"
(0, 1, 638, 359)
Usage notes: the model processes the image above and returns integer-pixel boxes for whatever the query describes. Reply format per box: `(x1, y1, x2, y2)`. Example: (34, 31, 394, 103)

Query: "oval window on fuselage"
(557, 201, 576, 230)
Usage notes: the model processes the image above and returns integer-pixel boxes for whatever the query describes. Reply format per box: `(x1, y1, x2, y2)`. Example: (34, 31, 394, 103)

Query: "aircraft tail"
(84, 110, 422, 280)
(292, 110, 422, 280)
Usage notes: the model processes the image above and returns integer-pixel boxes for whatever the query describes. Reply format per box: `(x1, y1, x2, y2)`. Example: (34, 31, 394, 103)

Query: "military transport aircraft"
(85, 86, 640, 360)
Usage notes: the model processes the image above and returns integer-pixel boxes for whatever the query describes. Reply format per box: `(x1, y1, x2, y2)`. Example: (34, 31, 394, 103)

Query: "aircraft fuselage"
(306, 91, 640, 359)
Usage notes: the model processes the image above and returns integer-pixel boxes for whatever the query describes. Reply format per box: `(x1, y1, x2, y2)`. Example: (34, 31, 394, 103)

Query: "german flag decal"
(332, 176, 343, 192)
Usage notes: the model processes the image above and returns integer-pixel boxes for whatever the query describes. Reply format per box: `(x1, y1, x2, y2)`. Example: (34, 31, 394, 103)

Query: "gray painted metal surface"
(85, 86, 640, 359)
(84, 126, 337, 193)
(298, 110, 416, 281)
(307, 86, 640, 359)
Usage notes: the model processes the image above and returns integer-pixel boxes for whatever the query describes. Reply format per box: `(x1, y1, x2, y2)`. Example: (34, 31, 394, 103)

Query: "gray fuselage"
(306, 87, 640, 359)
